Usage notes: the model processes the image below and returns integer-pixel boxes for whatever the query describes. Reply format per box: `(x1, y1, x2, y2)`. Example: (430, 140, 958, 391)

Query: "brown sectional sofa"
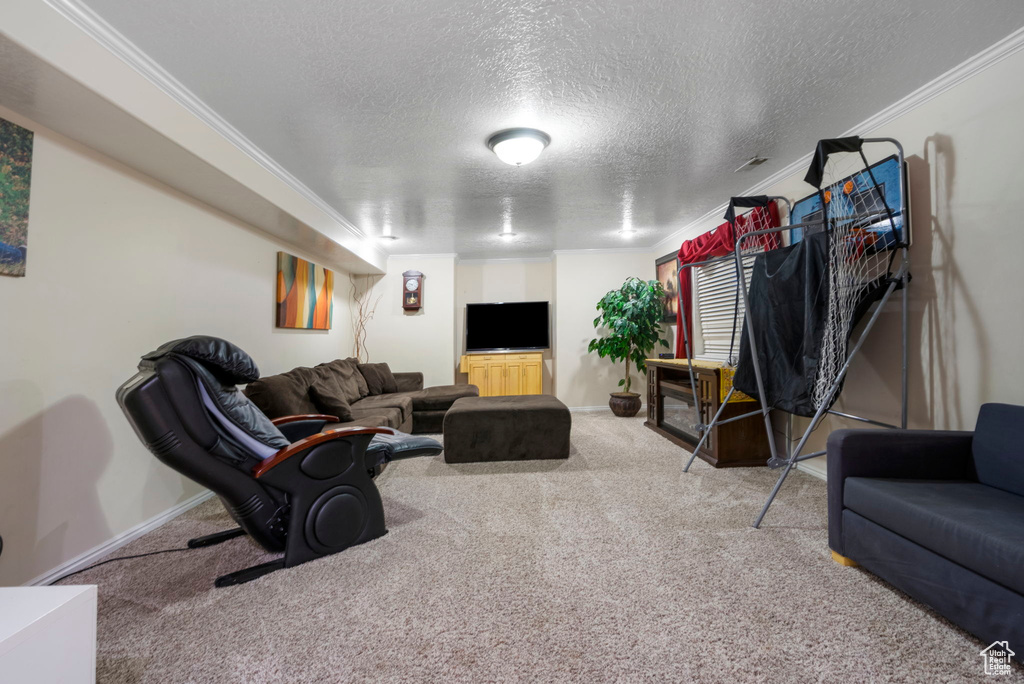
(243, 358, 477, 434)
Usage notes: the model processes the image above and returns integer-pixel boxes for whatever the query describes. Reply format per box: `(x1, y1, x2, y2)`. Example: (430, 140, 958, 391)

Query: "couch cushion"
(315, 358, 368, 403)
(349, 405, 404, 430)
(308, 379, 355, 422)
(844, 478, 1024, 594)
(243, 366, 318, 419)
(359, 363, 399, 395)
(351, 394, 413, 424)
(393, 384, 480, 412)
(973, 403, 1024, 498)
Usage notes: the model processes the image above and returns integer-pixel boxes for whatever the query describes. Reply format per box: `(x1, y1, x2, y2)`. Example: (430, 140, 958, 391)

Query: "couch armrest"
(393, 372, 423, 392)
(827, 428, 974, 555)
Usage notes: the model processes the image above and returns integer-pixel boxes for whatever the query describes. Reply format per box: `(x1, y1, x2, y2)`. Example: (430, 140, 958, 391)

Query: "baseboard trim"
(568, 405, 647, 412)
(28, 490, 215, 586)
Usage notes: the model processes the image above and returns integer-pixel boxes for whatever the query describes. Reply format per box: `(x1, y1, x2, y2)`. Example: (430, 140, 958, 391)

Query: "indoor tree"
(588, 276, 670, 416)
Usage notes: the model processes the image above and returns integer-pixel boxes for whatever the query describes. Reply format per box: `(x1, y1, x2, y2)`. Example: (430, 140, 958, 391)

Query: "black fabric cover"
(843, 511, 1024, 649)
(972, 402, 1024, 498)
(358, 363, 399, 395)
(733, 232, 830, 417)
(723, 195, 773, 225)
(142, 335, 260, 384)
(804, 136, 863, 187)
(826, 428, 975, 557)
(844, 478, 1024, 594)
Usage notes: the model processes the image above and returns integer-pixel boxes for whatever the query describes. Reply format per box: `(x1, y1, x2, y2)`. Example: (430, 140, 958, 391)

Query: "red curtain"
(674, 202, 780, 359)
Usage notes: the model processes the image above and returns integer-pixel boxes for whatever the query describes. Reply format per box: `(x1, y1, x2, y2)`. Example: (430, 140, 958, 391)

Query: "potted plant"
(588, 276, 670, 417)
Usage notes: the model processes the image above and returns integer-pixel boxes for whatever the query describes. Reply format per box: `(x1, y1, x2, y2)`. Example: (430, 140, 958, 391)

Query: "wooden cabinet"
(460, 352, 543, 396)
(644, 359, 771, 468)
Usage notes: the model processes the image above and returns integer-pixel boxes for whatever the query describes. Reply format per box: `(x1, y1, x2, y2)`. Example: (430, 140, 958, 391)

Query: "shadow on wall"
(0, 391, 113, 585)
(922, 133, 988, 430)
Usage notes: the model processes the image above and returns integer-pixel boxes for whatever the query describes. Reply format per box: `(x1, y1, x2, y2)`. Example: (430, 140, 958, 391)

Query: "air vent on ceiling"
(734, 156, 769, 173)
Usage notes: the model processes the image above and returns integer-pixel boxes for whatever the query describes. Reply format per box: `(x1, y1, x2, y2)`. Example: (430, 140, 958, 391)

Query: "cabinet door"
(468, 361, 488, 396)
(505, 360, 523, 395)
(522, 361, 543, 395)
(486, 360, 506, 396)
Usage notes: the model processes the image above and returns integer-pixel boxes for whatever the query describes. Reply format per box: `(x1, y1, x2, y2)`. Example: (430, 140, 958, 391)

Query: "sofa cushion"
(308, 379, 355, 422)
(348, 406, 406, 431)
(359, 363, 399, 395)
(243, 366, 318, 418)
(844, 478, 1024, 594)
(351, 394, 413, 424)
(973, 403, 1024, 498)
(315, 358, 368, 402)
(392, 384, 479, 412)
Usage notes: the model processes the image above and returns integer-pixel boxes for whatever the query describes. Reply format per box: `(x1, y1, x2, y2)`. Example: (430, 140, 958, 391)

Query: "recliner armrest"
(393, 372, 423, 392)
(253, 427, 396, 478)
(827, 428, 974, 556)
(271, 414, 341, 442)
(271, 414, 340, 425)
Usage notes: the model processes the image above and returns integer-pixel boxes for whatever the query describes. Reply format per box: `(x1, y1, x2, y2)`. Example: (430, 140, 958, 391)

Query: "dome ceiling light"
(487, 128, 551, 166)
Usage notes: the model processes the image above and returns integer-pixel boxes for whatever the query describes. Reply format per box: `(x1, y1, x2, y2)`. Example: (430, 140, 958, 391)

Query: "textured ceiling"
(77, 0, 1024, 258)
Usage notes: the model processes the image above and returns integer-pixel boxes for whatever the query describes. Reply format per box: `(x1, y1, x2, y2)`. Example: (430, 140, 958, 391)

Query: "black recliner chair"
(116, 336, 441, 586)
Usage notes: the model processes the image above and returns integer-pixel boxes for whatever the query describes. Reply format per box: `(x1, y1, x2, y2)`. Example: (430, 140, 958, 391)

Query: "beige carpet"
(67, 412, 1011, 683)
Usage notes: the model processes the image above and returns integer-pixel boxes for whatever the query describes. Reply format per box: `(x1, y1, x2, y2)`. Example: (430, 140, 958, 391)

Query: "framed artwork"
(0, 117, 33, 278)
(655, 252, 679, 323)
(276, 251, 334, 329)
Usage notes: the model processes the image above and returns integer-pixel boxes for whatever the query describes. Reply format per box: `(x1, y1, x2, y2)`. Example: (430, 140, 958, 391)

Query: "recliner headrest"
(141, 336, 260, 384)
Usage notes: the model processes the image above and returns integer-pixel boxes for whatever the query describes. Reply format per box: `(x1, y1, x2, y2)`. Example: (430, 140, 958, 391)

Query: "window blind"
(693, 257, 752, 364)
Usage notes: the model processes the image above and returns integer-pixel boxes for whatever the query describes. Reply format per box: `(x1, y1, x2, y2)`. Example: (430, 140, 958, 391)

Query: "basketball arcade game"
(678, 137, 911, 528)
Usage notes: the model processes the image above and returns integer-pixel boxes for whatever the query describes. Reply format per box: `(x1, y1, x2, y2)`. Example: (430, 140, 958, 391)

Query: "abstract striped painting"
(276, 252, 333, 329)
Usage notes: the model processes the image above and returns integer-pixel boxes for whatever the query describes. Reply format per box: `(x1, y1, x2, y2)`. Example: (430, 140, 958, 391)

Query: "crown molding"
(456, 256, 554, 266)
(43, 0, 386, 263)
(552, 246, 655, 256)
(652, 25, 1024, 253)
(387, 253, 459, 260)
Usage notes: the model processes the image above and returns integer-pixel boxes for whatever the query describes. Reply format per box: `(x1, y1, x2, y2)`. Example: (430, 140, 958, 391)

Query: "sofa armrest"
(827, 428, 974, 555)
(393, 372, 423, 392)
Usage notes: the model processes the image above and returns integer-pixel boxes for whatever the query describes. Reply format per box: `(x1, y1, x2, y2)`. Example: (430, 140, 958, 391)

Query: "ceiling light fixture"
(487, 128, 551, 166)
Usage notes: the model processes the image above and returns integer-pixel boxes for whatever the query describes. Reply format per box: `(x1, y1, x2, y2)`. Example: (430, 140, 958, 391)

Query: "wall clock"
(402, 270, 424, 310)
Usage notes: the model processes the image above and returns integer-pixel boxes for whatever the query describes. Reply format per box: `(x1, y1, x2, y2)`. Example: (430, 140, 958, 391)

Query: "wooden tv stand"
(459, 351, 543, 396)
(645, 358, 770, 468)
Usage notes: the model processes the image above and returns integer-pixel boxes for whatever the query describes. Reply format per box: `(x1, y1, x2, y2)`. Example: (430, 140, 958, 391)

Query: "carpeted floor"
(69, 412, 1010, 683)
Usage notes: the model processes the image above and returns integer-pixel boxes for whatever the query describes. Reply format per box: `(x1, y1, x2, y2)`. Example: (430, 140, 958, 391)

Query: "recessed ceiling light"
(499, 231, 517, 240)
(619, 228, 636, 239)
(379, 234, 399, 240)
(487, 128, 551, 166)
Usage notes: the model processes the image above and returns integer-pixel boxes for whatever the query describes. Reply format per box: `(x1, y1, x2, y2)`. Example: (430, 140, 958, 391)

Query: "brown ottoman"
(443, 395, 571, 463)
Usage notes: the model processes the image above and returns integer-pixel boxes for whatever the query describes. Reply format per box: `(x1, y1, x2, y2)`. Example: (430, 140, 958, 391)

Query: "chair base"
(215, 559, 287, 587)
(187, 527, 246, 548)
(831, 550, 859, 567)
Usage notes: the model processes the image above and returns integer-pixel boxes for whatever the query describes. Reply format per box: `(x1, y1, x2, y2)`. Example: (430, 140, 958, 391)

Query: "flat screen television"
(465, 301, 550, 352)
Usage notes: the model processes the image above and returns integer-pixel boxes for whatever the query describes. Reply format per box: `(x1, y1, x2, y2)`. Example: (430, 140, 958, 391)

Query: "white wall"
(362, 255, 457, 388)
(0, 108, 355, 586)
(553, 250, 667, 408)
(454, 259, 555, 392)
(657, 46, 1024, 477)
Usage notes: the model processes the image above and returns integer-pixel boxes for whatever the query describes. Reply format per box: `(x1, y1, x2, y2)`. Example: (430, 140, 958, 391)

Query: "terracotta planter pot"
(609, 392, 642, 417)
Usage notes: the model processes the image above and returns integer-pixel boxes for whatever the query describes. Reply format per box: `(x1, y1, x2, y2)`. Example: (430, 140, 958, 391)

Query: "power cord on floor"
(51, 546, 195, 584)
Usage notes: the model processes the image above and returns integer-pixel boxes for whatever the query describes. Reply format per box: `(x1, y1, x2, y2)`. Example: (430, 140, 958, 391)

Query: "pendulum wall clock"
(402, 270, 424, 310)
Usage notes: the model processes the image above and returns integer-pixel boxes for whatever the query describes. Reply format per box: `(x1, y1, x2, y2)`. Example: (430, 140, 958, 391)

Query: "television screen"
(466, 301, 550, 352)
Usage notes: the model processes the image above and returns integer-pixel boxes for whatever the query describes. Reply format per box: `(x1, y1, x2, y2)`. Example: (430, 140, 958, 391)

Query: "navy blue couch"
(828, 403, 1024, 647)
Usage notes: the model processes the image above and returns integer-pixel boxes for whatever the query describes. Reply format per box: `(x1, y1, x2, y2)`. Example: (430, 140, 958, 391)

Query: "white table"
(0, 586, 97, 683)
